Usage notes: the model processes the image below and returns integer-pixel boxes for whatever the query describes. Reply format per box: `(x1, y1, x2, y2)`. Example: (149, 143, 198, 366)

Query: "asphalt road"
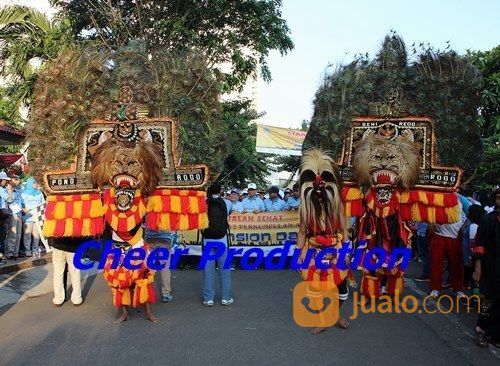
(1, 264, 499, 366)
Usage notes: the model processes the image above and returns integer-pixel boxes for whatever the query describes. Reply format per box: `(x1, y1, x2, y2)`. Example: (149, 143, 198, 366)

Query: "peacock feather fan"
(27, 45, 229, 182)
(304, 33, 482, 180)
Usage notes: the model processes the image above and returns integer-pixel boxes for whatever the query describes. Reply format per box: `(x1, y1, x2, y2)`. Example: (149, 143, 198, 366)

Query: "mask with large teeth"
(91, 137, 163, 195)
(352, 135, 421, 191)
(370, 169, 398, 188)
(111, 174, 139, 189)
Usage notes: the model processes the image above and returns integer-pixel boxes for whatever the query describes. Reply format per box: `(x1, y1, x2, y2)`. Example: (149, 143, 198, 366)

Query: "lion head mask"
(352, 134, 421, 191)
(91, 138, 163, 196)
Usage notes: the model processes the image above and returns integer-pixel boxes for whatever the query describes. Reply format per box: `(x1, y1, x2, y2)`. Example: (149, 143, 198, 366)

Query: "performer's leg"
(65, 251, 83, 305)
(114, 306, 130, 324)
(336, 280, 350, 329)
(429, 235, 445, 292)
(52, 248, 66, 305)
(446, 237, 464, 293)
(310, 291, 329, 335)
(144, 302, 159, 323)
(311, 280, 349, 334)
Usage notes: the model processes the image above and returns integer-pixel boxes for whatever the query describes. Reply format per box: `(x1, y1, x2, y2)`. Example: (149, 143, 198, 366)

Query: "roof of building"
(0, 120, 26, 145)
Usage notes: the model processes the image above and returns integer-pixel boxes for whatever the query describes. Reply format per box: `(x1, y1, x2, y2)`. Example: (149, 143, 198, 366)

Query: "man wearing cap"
(241, 183, 265, 213)
(264, 186, 287, 212)
(3, 174, 25, 259)
(228, 189, 243, 213)
(286, 183, 301, 210)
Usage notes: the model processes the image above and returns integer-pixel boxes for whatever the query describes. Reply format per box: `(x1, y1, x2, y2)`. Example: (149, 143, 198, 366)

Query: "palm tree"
(0, 5, 72, 124)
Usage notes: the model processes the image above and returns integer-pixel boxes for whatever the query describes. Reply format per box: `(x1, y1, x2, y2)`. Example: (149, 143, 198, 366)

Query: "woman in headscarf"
(21, 177, 45, 258)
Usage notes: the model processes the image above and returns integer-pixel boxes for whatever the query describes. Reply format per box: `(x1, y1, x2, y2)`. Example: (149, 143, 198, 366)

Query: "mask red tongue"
(118, 180, 131, 188)
(377, 173, 391, 183)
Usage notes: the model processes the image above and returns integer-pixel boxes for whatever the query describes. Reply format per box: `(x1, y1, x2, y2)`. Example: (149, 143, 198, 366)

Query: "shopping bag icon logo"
(301, 296, 331, 314)
(293, 281, 339, 327)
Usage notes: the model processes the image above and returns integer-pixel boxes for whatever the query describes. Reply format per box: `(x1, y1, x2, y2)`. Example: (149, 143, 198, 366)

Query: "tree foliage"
(50, 0, 294, 91)
(469, 45, 500, 190)
(217, 100, 270, 188)
(0, 5, 74, 123)
(304, 33, 483, 180)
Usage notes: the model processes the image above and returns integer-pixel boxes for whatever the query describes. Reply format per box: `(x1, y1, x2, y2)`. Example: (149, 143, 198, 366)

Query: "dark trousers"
(416, 235, 429, 277)
(477, 298, 500, 342)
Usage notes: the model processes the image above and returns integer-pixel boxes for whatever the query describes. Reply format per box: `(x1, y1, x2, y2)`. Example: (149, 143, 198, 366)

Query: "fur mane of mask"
(91, 138, 163, 195)
(352, 134, 421, 190)
(299, 148, 343, 234)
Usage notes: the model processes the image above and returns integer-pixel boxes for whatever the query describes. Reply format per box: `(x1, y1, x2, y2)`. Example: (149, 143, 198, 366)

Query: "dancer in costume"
(92, 131, 163, 323)
(296, 149, 351, 334)
(301, 35, 478, 301)
(351, 132, 420, 298)
(30, 48, 213, 324)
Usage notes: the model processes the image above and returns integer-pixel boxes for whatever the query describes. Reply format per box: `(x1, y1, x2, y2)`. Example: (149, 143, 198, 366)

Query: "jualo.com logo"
(293, 280, 480, 327)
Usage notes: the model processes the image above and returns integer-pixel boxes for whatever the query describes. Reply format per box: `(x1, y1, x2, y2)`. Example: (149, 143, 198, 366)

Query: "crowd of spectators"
(0, 173, 47, 264)
(221, 182, 300, 213)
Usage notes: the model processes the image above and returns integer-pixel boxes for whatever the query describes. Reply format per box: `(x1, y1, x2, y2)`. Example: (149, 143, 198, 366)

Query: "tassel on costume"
(386, 274, 404, 296)
(361, 275, 381, 298)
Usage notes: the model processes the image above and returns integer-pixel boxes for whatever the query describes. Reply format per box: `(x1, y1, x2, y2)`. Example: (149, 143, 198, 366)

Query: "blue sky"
(259, 0, 500, 128)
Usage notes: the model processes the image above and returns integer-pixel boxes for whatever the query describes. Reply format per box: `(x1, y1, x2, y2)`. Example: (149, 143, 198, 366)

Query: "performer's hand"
(344, 255, 351, 267)
(297, 249, 306, 267)
(472, 269, 481, 284)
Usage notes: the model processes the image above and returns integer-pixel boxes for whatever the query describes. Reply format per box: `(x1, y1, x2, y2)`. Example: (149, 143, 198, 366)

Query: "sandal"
(476, 333, 489, 348)
(311, 327, 327, 335)
(335, 318, 349, 330)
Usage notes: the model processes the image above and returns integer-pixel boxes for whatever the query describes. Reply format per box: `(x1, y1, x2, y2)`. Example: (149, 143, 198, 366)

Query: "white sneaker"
(221, 298, 234, 306)
(429, 290, 440, 299)
(455, 291, 467, 299)
(203, 300, 214, 307)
